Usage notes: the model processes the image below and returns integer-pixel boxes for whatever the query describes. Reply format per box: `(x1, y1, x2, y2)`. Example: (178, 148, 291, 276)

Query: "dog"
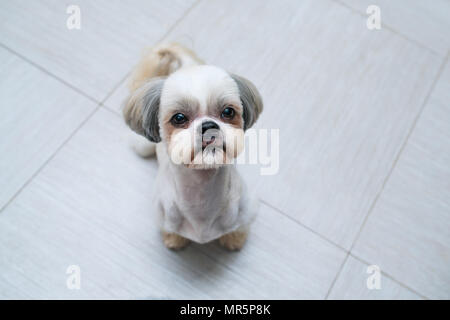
(123, 43, 263, 250)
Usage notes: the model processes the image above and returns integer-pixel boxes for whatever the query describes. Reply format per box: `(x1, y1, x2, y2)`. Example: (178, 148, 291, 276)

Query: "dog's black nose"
(202, 121, 219, 134)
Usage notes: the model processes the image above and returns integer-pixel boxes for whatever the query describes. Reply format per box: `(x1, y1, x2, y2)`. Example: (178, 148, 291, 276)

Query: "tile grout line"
(0, 43, 100, 105)
(0, 105, 102, 214)
(324, 249, 428, 299)
(262, 52, 450, 299)
(348, 51, 450, 254)
(259, 198, 352, 299)
(100, 70, 131, 106)
(328, 52, 450, 300)
(101, 104, 122, 118)
(333, 0, 441, 57)
(348, 253, 429, 300)
(324, 252, 350, 299)
(259, 199, 349, 253)
(192, 199, 310, 293)
(259, 200, 359, 298)
(103, 104, 122, 116)
(196, 196, 351, 297)
(99, 0, 203, 109)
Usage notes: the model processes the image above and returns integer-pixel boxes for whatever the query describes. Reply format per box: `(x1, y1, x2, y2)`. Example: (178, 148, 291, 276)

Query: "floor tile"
(353, 60, 450, 299)
(0, 47, 95, 210)
(3, 0, 446, 300)
(162, 0, 442, 249)
(0, 0, 196, 101)
(340, 0, 450, 56)
(328, 256, 421, 299)
(198, 204, 346, 299)
(0, 109, 345, 299)
(0, 109, 234, 299)
(104, 79, 128, 114)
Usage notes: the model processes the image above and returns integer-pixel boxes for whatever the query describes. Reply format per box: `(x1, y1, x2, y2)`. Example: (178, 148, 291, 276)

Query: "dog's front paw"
(219, 230, 248, 251)
(162, 231, 190, 250)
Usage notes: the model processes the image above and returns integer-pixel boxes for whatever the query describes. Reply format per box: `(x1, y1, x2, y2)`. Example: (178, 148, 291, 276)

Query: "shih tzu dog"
(123, 43, 263, 250)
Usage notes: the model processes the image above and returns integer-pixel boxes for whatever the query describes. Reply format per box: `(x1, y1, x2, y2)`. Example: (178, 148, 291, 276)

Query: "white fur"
(125, 44, 261, 245)
(129, 133, 156, 157)
(155, 143, 257, 243)
(158, 67, 256, 242)
(161, 65, 241, 116)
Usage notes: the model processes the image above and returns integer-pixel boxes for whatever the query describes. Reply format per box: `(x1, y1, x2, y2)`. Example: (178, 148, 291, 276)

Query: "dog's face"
(123, 65, 263, 169)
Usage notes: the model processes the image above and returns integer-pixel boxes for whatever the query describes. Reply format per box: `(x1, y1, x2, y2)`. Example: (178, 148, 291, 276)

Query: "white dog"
(123, 43, 263, 250)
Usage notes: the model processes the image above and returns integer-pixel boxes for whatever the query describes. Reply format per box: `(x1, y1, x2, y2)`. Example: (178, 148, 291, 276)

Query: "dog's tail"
(128, 42, 204, 92)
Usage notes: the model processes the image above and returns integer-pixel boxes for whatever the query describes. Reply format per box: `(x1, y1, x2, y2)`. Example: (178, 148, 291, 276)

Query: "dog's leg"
(218, 228, 248, 251)
(162, 231, 190, 250)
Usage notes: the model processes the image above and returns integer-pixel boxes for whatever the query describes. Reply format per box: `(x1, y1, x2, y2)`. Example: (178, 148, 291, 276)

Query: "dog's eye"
(221, 107, 235, 119)
(171, 113, 188, 125)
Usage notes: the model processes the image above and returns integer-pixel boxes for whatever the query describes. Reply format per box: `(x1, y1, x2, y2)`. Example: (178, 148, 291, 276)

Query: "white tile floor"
(0, 0, 449, 299)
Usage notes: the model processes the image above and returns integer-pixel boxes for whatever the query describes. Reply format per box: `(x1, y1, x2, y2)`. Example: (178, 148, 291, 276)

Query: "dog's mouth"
(201, 136, 215, 149)
(187, 135, 230, 169)
(200, 135, 226, 152)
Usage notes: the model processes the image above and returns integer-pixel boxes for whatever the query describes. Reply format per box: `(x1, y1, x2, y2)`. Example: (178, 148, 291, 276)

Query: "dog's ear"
(122, 77, 165, 143)
(230, 74, 263, 130)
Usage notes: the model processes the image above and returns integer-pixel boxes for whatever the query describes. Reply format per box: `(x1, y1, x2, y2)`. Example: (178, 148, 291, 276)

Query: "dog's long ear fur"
(230, 74, 263, 130)
(122, 77, 165, 143)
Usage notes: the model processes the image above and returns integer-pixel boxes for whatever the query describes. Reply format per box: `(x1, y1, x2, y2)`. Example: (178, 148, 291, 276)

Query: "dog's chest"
(160, 167, 243, 243)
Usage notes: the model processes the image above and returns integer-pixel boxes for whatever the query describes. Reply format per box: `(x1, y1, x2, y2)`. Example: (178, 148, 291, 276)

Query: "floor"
(0, 0, 449, 300)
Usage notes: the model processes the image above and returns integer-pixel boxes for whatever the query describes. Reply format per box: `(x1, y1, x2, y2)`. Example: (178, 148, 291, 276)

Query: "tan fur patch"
(162, 231, 191, 250)
(129, 43, 204, 93)
(218, 229, 248, 250)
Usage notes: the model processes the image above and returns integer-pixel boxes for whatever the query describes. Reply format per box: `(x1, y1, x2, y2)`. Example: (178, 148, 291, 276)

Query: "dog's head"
(123, 65, 263, 169)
